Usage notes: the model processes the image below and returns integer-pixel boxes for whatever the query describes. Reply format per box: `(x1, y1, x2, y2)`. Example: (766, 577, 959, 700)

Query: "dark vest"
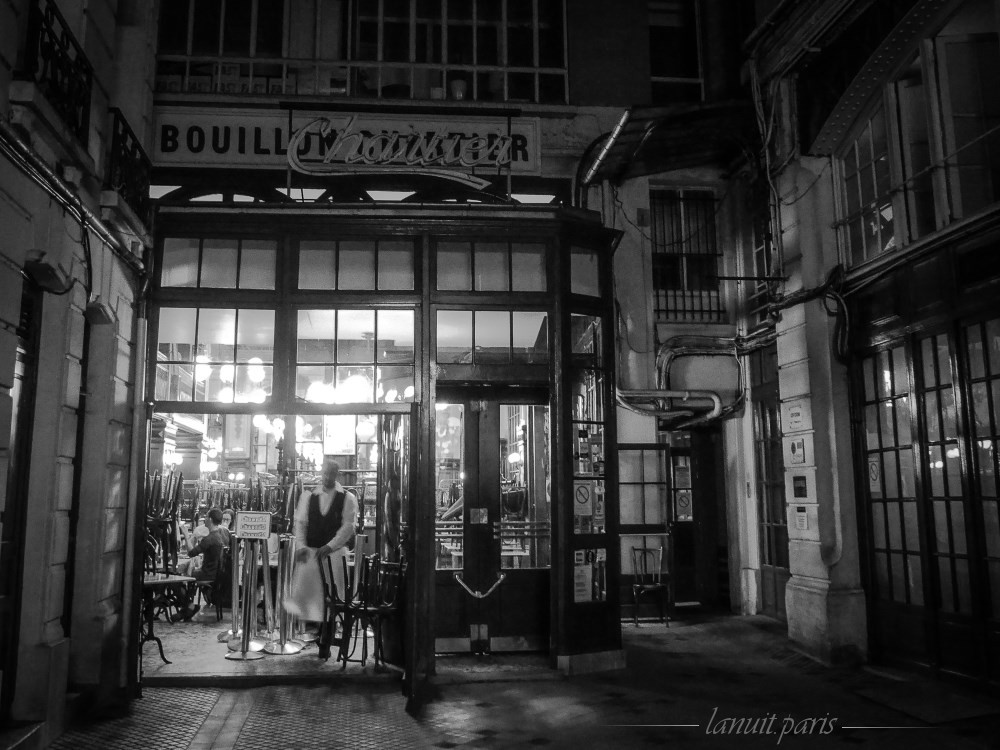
(306, 490, 345, 548)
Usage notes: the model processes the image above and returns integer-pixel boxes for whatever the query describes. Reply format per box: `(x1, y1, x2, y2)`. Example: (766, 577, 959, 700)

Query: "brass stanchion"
(264, 533, 303, 655)
(225, 536, 263, 660)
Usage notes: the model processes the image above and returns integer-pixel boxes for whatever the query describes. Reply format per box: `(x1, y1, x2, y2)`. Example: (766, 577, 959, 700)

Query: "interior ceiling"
(583, 101, 756, 185)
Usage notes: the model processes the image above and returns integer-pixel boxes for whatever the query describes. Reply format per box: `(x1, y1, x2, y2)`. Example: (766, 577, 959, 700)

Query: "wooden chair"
(631, 546, 671, 627)
(367, 559, 405, 669)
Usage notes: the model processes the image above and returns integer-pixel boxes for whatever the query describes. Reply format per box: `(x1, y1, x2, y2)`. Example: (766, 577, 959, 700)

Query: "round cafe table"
(141, 573, 195, 667)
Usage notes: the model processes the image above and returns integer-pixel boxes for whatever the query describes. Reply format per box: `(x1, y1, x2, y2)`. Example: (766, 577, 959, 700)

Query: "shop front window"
(296, 308, 415, 404)
(156, 307, 275, 403)
(435, 309, 549, 365)
(435, 240, 547, 293)
(298, 239, 414, 291)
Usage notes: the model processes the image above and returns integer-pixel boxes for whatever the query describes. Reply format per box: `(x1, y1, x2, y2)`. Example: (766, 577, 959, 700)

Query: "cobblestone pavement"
(48, 615, 1000, 750)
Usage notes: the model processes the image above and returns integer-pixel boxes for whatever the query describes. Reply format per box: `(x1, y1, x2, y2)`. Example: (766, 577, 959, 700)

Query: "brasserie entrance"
(141, 202, 623, 697)
(433, 391, 551, 654)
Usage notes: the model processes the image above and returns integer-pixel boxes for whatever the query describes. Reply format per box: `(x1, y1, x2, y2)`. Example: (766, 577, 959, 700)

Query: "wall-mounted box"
(781, 398, 813, 432)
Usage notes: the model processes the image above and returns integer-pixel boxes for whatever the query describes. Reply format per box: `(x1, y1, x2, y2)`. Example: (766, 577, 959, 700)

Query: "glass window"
(840, 108, 896, 265)
(200, 239, 239, 288)
(296, 308, 414, 404)
(337, 309, 376, 363)
(378, 240, 415, 290)
(339, 240, 376, 290)
(939, 34, 1000, 218)
(377, 309, 415, 362)
(160, 237, 276, 290)
(299, 241, 337, 289)
(436, 310, 473, 363)
(649, 189, 723, 321)
(161, 238, 199, 287)
(475, 310, 511, 364)
(649, 0, 702, 104)
(155, 307, 274, 403)
(437, 242, 472, 290)
(512, 311, 548, 364)
(570, 246, 600, 296)
(474, 243, 509, 292)
(570, 314, 603, 367)
(240, 240, 277, 289)
(511, 243, 546, 291)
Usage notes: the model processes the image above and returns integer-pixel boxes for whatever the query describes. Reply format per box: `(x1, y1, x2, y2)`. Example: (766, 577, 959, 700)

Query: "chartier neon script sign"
(152, 108, 539, 189)
(288, 116, 519, 188)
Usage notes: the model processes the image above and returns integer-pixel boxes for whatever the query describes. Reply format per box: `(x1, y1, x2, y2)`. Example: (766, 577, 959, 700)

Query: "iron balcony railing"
(19, 0, 93, 147)
(105, 108, 151, 225)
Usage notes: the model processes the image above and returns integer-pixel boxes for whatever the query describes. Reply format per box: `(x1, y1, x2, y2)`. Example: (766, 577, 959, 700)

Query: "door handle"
(454, 572, 505, 599)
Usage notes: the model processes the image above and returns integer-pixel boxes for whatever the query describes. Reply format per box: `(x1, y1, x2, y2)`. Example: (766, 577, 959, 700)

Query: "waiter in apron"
(285, 460, 358, 624)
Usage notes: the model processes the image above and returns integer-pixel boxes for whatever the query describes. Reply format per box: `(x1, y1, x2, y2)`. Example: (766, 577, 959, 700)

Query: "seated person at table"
(221, 509, 234, 535)
(174, 508, 228, 621)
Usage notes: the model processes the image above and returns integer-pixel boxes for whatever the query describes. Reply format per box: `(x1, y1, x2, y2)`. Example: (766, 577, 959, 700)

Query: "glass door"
(433, 396, 551, 654)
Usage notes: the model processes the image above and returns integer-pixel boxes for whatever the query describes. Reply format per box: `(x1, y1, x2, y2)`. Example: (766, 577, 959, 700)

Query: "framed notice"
(235, 511, 271, 539)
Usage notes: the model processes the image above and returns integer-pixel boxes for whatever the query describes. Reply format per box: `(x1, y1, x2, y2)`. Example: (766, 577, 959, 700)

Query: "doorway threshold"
(432, 652, 562, 685)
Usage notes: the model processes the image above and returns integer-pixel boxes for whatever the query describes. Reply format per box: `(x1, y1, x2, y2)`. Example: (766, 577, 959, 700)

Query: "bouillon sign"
(153, 108, 540, 189)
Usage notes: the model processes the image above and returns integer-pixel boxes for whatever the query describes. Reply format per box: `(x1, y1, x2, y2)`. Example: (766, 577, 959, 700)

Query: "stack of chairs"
(318, 553, 405, 669)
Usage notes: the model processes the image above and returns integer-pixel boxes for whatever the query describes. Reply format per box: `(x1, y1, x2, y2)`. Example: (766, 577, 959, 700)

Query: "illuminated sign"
(153, 108, 540, 189)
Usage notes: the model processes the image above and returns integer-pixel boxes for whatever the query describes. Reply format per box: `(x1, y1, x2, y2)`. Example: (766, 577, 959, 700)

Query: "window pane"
(191, 0, 221, 54)
(475, 310, 510, 364)
(197, 308, 236, 361)
(377, 309, 414, 362)
(297, 310, 336, 362)
(240, 240, 276, 289)
(299, 241, 337, 289)
(161, 238, 199, 287)
(157, 307, 197, 360)
(436, 310, 473, 363)
(337, 309, 376, 362)
(234, 364, 271, 402)
(378, 240, 415, 290)
(339, 240, 376, 290)
(200, 239, 238, 288)
(155, 363, 193, 401)
(571, 246, 600, 296)
(475, 242, 509, 291)
(570, 314, 602, 365)
(296, 365, 335, 402)
(223, 0, 252, 55)
(512, 243, 546, 291)
(437, 242, 472, 290)
(512, 311, 548, 364)
(336, 365, 375, 403)
(236, 309, 274, 361)
(256, 0, 284, 57)
(377, 365, 414, 402)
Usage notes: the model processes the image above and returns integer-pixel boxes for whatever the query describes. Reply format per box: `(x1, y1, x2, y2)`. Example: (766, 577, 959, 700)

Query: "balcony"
(16, 0, 93, 147)
(104, 109, 151, 227)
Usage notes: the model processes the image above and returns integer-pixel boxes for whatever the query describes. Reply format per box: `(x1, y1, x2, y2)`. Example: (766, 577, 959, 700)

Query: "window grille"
(649, 188, 724, 322)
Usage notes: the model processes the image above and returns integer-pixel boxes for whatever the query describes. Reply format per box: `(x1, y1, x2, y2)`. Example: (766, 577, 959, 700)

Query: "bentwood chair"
(630, 546, 671, 627)
(318, 555, 355, 664)
(367, 560, 405, 669)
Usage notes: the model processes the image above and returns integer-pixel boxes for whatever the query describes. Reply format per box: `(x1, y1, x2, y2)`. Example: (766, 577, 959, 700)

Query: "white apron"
(285, 547, 348, 623)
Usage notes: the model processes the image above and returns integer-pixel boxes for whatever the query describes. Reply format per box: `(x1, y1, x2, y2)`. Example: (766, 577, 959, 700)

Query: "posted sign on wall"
(153, 108, 540, 188)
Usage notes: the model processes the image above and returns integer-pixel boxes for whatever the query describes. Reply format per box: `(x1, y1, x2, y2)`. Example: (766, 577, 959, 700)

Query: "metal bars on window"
(649, 188, 723, 322)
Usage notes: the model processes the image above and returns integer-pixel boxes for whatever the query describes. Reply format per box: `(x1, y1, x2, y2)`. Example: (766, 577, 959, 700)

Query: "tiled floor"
(49, 614, 1000, 750)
